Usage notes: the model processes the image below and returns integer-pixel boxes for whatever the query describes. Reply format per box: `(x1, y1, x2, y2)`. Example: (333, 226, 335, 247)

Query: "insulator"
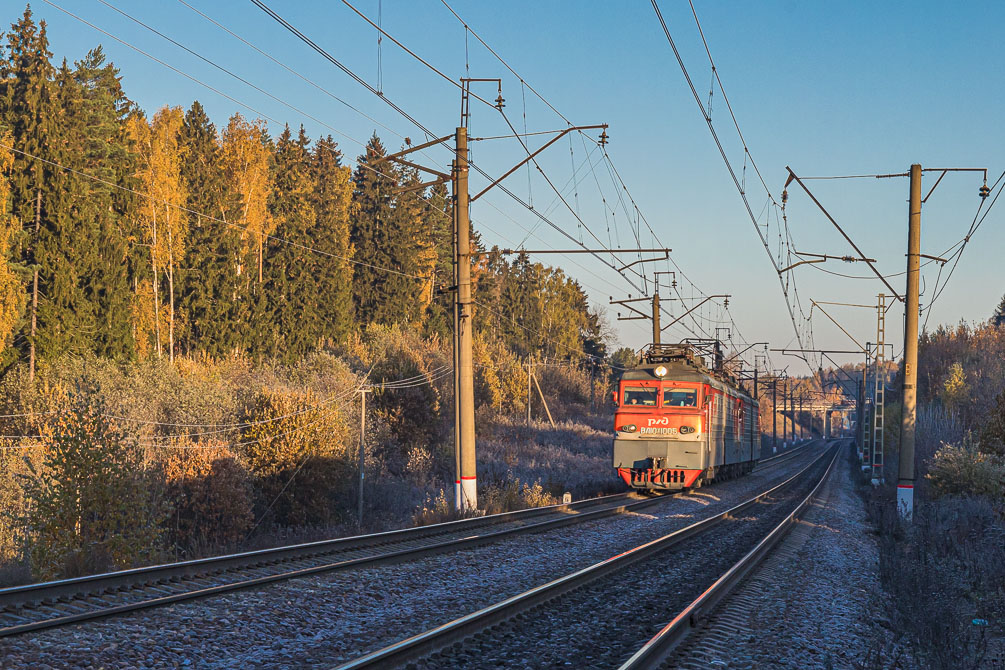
(979, 183, 991, 199)
(495, 94, 505, 109)
(599, 129, 609, 146)
(781, 189, 788, 205)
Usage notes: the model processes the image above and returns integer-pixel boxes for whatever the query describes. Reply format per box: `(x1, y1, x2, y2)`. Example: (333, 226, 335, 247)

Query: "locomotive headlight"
(620, 424, 637, 433)
(654, 365, 668, 377)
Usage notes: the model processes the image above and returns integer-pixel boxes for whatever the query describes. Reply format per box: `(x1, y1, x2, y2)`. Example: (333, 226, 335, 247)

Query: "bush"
(162, 443, 253, 556)
(474, 335, 527, 415)
(240, 388, 355, 528)
(338, 324, 450, 474)
(0, 442, 42, 570)
(877, 496, 1005, 670)
(411, 490, 479, 526)
(20, 392, 164, 580)
(926, 437, 1005, 501)
(979, 389, 1005, 457)
(480, 478, 558, 515)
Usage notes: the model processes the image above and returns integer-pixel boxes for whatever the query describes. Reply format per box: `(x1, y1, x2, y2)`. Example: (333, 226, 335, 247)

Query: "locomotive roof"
(620, 362, 753, 401)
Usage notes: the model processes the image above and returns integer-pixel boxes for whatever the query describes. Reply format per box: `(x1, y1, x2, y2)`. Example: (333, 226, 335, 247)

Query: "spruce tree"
(1, 7, 58, 375)
(178, 101, 244, 357)
(423, 181, 453, 338)
(993, 294, 1005, 328)
(500, 251, 545, 357)
(256, 125, 316, 360)
(32, 61, 96, 361)
(67, 47, 135, 360)
(311, 134, 355, 345)
(350, 134, 396, 325)
(373, 165, 433, 325)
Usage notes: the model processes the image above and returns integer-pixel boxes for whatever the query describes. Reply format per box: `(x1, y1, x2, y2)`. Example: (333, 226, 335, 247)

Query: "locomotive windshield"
(663, 389, 698, 407)
(623, 386, 658, 406)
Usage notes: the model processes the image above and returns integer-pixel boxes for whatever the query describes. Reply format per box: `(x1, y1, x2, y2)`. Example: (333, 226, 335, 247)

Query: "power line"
(174, 0, 406, 143)
(251, 0, 647, 294)
(438, 0, 726, 343)
(922, 169, 1005, 327)
(650, 0, 809, 364)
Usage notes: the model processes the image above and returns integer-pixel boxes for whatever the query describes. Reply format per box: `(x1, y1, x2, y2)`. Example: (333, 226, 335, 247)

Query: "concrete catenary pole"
(452, 206, 461, 509)
(782, 381, 788, 446)
(771, 377, 778, 453)
(859, 367, 866, 459)
(898, 164, 922, 520)
(652, 291, 661, 346)
(798, 393, 804, 440)
(454, 126, 477, 510)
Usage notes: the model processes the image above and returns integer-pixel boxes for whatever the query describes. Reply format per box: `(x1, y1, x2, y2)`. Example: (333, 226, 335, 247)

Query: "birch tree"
(220, 113, 272, 284)
(128, 106, 187, 361)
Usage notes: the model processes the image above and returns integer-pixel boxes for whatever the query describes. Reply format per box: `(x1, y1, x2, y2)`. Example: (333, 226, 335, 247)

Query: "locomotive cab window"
(623, 386, 658, 406)
(663, 389, 698, 407)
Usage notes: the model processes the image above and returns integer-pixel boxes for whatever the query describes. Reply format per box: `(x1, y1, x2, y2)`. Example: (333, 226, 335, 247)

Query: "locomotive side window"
(663, 389, 698, 407)
(623, 386, 658, 406)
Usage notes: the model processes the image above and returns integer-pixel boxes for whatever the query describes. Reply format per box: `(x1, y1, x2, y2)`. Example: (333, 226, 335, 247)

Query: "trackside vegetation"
(0, 7, 617, 584)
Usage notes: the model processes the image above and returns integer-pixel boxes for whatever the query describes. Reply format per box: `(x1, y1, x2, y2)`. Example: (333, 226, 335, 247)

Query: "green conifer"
(256, 125, 317, 360)
(350, 134, 396, 325)
(178, 101, 245, 356)
(311, 134, 355, 345)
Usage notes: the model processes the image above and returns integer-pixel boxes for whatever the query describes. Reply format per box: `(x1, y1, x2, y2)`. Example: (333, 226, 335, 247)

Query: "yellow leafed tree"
(220, 114, 272, 283)
(0, 133, 26, 354)
(128, 108, 188, 361)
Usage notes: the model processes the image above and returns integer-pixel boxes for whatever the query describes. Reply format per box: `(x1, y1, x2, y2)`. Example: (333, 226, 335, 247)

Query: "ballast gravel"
(1, 444, 828, 670)
(669, 444, 910, 669)
(408, 455, 831, 670)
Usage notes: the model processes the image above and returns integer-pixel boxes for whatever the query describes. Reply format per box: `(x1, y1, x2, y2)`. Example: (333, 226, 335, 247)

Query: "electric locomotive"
(612, 342, 760, 490)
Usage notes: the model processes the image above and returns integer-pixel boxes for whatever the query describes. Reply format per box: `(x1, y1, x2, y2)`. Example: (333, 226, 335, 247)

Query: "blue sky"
(24, 1, 1005, 373)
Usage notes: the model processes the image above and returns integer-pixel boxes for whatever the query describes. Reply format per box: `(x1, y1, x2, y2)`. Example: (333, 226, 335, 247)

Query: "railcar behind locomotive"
(612, 343, 760, 491)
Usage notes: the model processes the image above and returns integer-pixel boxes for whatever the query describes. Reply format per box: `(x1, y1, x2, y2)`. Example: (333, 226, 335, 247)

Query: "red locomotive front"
(613, 343, 759, 491)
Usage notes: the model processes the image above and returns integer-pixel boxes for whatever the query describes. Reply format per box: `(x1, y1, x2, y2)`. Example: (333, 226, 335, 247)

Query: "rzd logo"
(646, 417, 670, 427)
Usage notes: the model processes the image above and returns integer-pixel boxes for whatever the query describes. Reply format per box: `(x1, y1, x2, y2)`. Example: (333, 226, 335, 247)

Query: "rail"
(334, 441, 836, 669)
(618, 441, 843, 669)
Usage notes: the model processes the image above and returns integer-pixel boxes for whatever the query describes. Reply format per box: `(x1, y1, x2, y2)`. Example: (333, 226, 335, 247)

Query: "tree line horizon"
(0, 6, 608, 377)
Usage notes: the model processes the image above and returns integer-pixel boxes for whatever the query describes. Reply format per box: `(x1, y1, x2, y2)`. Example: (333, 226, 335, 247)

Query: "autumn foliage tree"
(240, 388, 354, 527)
(20, 392, 162, 579)
(127, 106, 188, 361)
(0, 133, 25, 352)
(221, 113, 272, 285)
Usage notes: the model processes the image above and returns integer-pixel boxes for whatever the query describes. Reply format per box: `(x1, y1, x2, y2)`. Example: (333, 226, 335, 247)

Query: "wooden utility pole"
(29, 187, 41, 382)
(531, 372, 556, 427)
(898, 164, 922, 519)
(358, 388, 369, 526)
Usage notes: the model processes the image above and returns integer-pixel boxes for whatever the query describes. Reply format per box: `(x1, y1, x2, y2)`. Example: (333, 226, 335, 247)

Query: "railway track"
(0, 441, 816, 639)
(333, 440, 839, 670)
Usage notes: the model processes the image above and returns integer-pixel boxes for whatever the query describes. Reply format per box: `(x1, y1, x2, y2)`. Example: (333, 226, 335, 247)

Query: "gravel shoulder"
(0, 444, 825, 670)
(671, 443, 907, 669)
